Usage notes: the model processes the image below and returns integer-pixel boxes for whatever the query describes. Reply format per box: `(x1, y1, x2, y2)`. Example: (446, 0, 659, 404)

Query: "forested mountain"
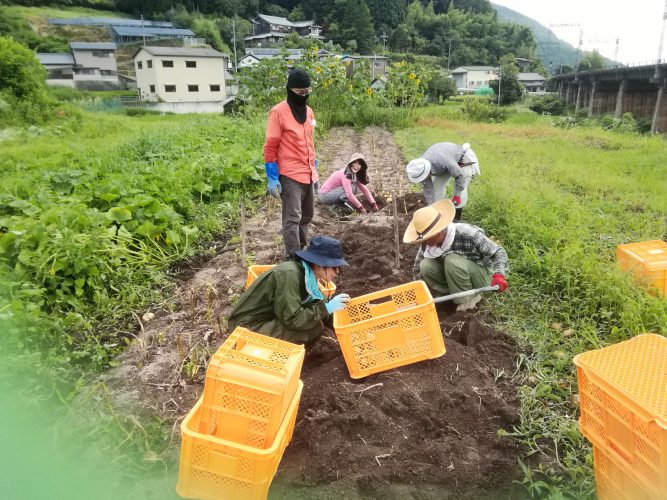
(491, 3, 580, 71)
(4, 0, 545, 68)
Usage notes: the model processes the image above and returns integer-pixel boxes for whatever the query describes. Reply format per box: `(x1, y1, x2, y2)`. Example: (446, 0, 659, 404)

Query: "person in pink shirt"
(318, 153, 379, 214)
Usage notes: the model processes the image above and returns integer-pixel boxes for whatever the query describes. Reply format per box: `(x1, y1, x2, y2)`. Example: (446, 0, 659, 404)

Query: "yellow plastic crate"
(177, 381, 302, 500)
(244, 265, 275, 289)
(616, 240, 667, 296)
(198, 327, 304, 448)
(245, 264, 337, 298)
(574, 334, 667, 496)
(593, 444, 665, 500)
(333, 280, 445, 379)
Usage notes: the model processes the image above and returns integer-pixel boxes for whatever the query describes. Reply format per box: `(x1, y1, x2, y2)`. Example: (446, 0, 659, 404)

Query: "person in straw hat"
(405, 142, 480, 222)
(228, 235, 351, 346)
(403, 199, 509, 311)
(318, 153, 379, 214)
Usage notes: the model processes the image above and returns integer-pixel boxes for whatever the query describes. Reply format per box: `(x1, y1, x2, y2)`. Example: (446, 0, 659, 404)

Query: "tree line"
(4, 0, 543, 69)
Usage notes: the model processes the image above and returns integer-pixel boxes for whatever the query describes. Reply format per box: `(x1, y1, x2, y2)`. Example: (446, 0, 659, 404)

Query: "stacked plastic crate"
(616, 240, 667, 297)
(574, 334, 667, 500)
(177, 327, 305, 500)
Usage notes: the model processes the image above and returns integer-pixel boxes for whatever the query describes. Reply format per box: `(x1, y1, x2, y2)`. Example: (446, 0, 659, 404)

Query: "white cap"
(460, 145, 480, 176)
(406, 158, 432, 183)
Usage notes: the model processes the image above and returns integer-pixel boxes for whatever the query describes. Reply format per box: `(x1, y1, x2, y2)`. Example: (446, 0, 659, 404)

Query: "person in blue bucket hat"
(227, 236, 351, 345)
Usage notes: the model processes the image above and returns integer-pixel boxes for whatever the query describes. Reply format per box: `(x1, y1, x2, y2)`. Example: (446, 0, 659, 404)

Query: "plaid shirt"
(413, 223, 509, 278)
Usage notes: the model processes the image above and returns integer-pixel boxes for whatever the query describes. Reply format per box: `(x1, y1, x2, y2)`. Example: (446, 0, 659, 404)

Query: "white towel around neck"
(423, 223, 456, 258)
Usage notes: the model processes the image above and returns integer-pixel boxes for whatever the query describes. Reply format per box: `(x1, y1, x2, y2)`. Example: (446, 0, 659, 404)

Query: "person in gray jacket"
(405, 142, 480, 222)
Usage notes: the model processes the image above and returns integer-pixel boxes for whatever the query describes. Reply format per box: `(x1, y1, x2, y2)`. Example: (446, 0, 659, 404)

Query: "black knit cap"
(287, 68, 311, 89)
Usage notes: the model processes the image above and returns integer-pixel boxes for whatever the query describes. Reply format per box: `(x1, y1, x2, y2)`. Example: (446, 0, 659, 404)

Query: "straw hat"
(403, 199, 456, 244)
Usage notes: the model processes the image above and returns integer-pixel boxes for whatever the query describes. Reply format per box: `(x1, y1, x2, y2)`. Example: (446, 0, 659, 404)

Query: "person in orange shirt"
(264, 68, 318, 258)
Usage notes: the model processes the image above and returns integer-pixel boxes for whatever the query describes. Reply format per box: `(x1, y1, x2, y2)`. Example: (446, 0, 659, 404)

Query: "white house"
(238, 48, 303, 68)
(37, 42, 119, 89)
(518, 72, 547, 93)
(451, 66, 498, 91)
(133, 46, 230, 113)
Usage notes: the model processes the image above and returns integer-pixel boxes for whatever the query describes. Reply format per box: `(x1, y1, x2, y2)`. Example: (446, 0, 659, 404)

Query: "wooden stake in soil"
(392, 190, 400, 268)
(240, 200, 246, 264)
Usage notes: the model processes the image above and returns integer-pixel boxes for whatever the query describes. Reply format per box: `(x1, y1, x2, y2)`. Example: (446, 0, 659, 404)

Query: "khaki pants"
(419, 253, 492, 303)
(247, 318, 324, 344)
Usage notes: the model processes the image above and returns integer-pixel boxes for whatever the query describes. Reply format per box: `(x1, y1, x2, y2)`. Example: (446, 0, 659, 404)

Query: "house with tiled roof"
(37, 42, 119, 89)
(245, 14, 322, 46)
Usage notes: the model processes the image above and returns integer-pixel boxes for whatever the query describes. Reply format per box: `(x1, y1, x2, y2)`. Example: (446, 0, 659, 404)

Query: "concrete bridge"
(552, 63, 667, 133)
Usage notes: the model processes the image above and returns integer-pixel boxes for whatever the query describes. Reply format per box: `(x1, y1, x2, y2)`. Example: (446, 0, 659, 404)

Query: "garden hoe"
(432, 284, 499, 305)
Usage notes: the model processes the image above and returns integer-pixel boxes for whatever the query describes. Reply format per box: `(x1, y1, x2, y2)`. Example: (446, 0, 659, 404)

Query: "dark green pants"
(420, 253, 492, 303)
(245, 318, 324, 344)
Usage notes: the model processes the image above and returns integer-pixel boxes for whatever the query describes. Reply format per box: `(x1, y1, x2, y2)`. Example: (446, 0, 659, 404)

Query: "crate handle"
(368, 296, 394, 306)
(607, 439, 633, 466)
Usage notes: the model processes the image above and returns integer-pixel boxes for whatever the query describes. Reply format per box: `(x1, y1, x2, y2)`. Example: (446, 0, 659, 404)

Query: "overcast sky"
(491, 0, 667, 64)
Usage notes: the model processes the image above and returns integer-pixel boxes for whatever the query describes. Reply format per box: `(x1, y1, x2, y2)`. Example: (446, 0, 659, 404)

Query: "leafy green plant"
(460, 97, 507, 123)
(528, 94, 567, 116)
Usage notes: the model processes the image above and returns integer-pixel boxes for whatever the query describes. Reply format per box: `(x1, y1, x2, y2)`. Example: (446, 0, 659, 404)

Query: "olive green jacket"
(227, 261, 329, 343)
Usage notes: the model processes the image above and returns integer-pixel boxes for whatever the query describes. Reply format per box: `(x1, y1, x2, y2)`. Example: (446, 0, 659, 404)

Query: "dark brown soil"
(99, 126, 523, 500)
(268, 193, 521, 499)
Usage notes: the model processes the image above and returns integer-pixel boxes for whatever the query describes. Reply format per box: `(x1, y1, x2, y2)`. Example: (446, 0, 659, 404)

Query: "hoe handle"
(433, 285, 499, 304)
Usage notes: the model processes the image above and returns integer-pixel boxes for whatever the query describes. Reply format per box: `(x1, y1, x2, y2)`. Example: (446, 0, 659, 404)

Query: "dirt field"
(101, 126, 522, 499)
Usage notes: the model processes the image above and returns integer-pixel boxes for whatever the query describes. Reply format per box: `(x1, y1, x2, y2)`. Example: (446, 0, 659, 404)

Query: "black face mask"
(286, 88, 308, 124)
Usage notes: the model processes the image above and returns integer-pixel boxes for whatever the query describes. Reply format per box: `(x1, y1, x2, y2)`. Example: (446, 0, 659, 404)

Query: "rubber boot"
(454, 207, 463, 222)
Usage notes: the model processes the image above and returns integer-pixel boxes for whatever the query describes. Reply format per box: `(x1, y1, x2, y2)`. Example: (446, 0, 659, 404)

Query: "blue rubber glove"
(264, 161, 281, 198)
(313, 159, 320, 192)
(325, 293, 350, 314)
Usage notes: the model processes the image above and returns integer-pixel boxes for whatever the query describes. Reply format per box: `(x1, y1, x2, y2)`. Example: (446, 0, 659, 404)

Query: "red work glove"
(491, 274, 508, 292)
(371, 202, 379, 212)
(452, 196, 461, 206)
(356, 205, 367, 214)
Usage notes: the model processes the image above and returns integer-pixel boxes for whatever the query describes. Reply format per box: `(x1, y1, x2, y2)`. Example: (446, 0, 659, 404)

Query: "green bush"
(460, 97, 506, 123)
(47, 86, 92, 102)
(597, 113, 641, 135)
(528, 94, 566, 116)
(124, 107, 166, 116)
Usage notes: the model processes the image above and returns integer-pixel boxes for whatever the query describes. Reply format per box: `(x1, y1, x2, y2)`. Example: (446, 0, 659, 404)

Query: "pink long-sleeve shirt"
(319, 169, 375, 209)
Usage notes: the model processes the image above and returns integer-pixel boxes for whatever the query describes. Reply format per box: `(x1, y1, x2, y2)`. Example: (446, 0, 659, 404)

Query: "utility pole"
(232, 15, 238, 72)
(447, 39, 452, 71)
(497, 66, 502, 105)
(657, 0, 667, 63)
(380, 30, 388, 55)
(141, 14, 146, 46)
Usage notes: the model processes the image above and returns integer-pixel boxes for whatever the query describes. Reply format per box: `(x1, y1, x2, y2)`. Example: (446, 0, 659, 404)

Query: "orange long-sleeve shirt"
(263, 100, 318, 184)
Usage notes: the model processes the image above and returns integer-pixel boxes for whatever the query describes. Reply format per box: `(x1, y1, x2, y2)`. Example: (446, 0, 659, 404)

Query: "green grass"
(1, 109, 265, 375)
(395, 116, 667, 498)
(6, 5, 128, 20)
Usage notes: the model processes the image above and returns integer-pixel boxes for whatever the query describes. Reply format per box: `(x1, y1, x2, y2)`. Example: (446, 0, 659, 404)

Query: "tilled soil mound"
(99, 127, 522, 499)
(270, 195, 521, 499)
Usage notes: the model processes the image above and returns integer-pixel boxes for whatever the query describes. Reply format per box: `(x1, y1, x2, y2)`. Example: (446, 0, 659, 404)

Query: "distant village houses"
(133, 46, 232, 113)
(245, 14, 322, 46)
(37, 42, 120, 90)
(517, 72, 547, 93)
(47, 17, 194, 46)
(451, 66, 499, 91)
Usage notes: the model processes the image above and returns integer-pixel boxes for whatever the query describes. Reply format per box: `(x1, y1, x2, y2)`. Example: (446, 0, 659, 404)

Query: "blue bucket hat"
(295, 236, 348, 268)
